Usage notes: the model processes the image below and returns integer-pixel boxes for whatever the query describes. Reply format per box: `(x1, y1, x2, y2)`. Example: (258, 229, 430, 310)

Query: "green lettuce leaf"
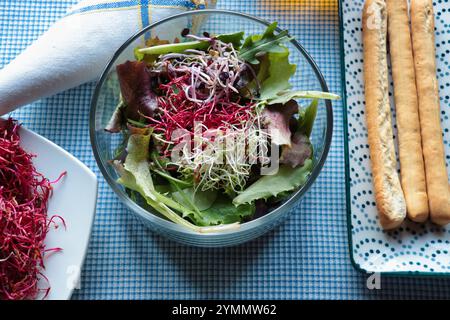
(239, 22, 292, 64)
(123, 133, 155, 196)
(170, 188, 254, 227)
(134, 38, 170, 63)
(118, 134, 192, 216)
(138, 31, 245, 55)
(266, 90, 340, 105)
(134, 47, 145, 61)
(105, 98, 125, 133)
(192, 196, 255, 226)
(233, 159, 313, 205)
(298, 98, 318, 137)
(116, 133, 239, 233)
(116, 161, 198, 231)
(172, 188, 217, 212)
(215, 32, 245, 48)
(257, 48, 296, 100)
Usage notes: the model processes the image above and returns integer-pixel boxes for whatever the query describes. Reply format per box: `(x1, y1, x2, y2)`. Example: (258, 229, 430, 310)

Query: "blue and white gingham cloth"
(1, 0, 450, 299)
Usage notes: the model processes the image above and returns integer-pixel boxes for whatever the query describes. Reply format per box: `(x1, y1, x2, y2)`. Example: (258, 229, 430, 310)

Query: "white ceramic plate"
(18, 127, 98, 299)
(340, 0, 450, 275)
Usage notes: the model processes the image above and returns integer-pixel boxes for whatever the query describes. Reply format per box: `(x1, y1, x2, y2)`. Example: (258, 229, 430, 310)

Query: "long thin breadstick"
(411, 0, 450, 226)
(363, 0, 406, 230)
(386, 0, 429, 222)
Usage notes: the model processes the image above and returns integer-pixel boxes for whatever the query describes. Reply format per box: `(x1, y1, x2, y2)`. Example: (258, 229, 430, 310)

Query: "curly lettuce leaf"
(233, 159, 313, 205)
(239, 22, 292, 64)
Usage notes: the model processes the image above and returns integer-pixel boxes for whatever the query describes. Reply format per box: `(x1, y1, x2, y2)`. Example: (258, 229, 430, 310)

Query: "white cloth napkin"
(0, 0, 216, 115)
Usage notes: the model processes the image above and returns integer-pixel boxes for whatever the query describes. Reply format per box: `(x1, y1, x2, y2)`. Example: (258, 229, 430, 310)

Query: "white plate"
(340, 0, 450, 275)
(18, 127, 98, 299)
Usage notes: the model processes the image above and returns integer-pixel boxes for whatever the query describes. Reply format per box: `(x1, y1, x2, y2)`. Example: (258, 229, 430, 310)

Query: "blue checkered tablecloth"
(1, 0, 450, 300)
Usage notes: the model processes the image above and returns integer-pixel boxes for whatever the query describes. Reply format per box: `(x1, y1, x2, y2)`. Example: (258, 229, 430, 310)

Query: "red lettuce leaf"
(116, 61, 157, 120)
(280, 132, 312, 168)
(262, 100, 298, 146)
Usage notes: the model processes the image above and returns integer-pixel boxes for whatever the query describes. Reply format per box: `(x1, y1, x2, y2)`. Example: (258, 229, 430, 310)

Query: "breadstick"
(386, 0, 429, 222)
(363, 0, 406, 229)
(411, 0, 450, 226)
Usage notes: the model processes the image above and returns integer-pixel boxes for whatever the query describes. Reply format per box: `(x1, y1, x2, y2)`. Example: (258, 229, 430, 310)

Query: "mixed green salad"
(105, 23, 339, 232)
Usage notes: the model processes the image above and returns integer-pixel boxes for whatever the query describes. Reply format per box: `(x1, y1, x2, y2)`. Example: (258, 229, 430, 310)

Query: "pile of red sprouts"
(0, 118, 64, 300)
(148, 37, 254, 146)
(138, 38, 270, 192)
(153, 74, 253, 143)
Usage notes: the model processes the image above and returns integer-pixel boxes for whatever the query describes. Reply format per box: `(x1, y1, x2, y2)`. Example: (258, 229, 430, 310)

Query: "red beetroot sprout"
(0, 118, 65, 300)
(50, 171, 67, 184)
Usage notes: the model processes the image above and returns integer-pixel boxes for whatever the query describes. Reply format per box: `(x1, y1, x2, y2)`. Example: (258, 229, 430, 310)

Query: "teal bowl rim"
(89, 9, 333, 239)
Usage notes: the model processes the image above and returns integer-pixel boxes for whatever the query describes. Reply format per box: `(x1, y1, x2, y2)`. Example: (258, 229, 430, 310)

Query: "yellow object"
(259, 0, 337, 10)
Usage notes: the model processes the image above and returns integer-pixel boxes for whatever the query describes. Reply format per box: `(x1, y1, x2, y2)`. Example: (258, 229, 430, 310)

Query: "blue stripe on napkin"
(68, 1, 140, 15)
(140, 0, 150, 31)
(151, 0, 199, 8)
(68, 0, 201, 18)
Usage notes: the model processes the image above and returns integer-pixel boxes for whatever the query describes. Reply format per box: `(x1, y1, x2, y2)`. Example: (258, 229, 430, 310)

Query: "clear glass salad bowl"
(90, 10, 333, 247)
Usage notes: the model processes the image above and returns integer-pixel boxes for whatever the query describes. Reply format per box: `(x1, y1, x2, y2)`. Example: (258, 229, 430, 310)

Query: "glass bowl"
(90, 10, 333, 247)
